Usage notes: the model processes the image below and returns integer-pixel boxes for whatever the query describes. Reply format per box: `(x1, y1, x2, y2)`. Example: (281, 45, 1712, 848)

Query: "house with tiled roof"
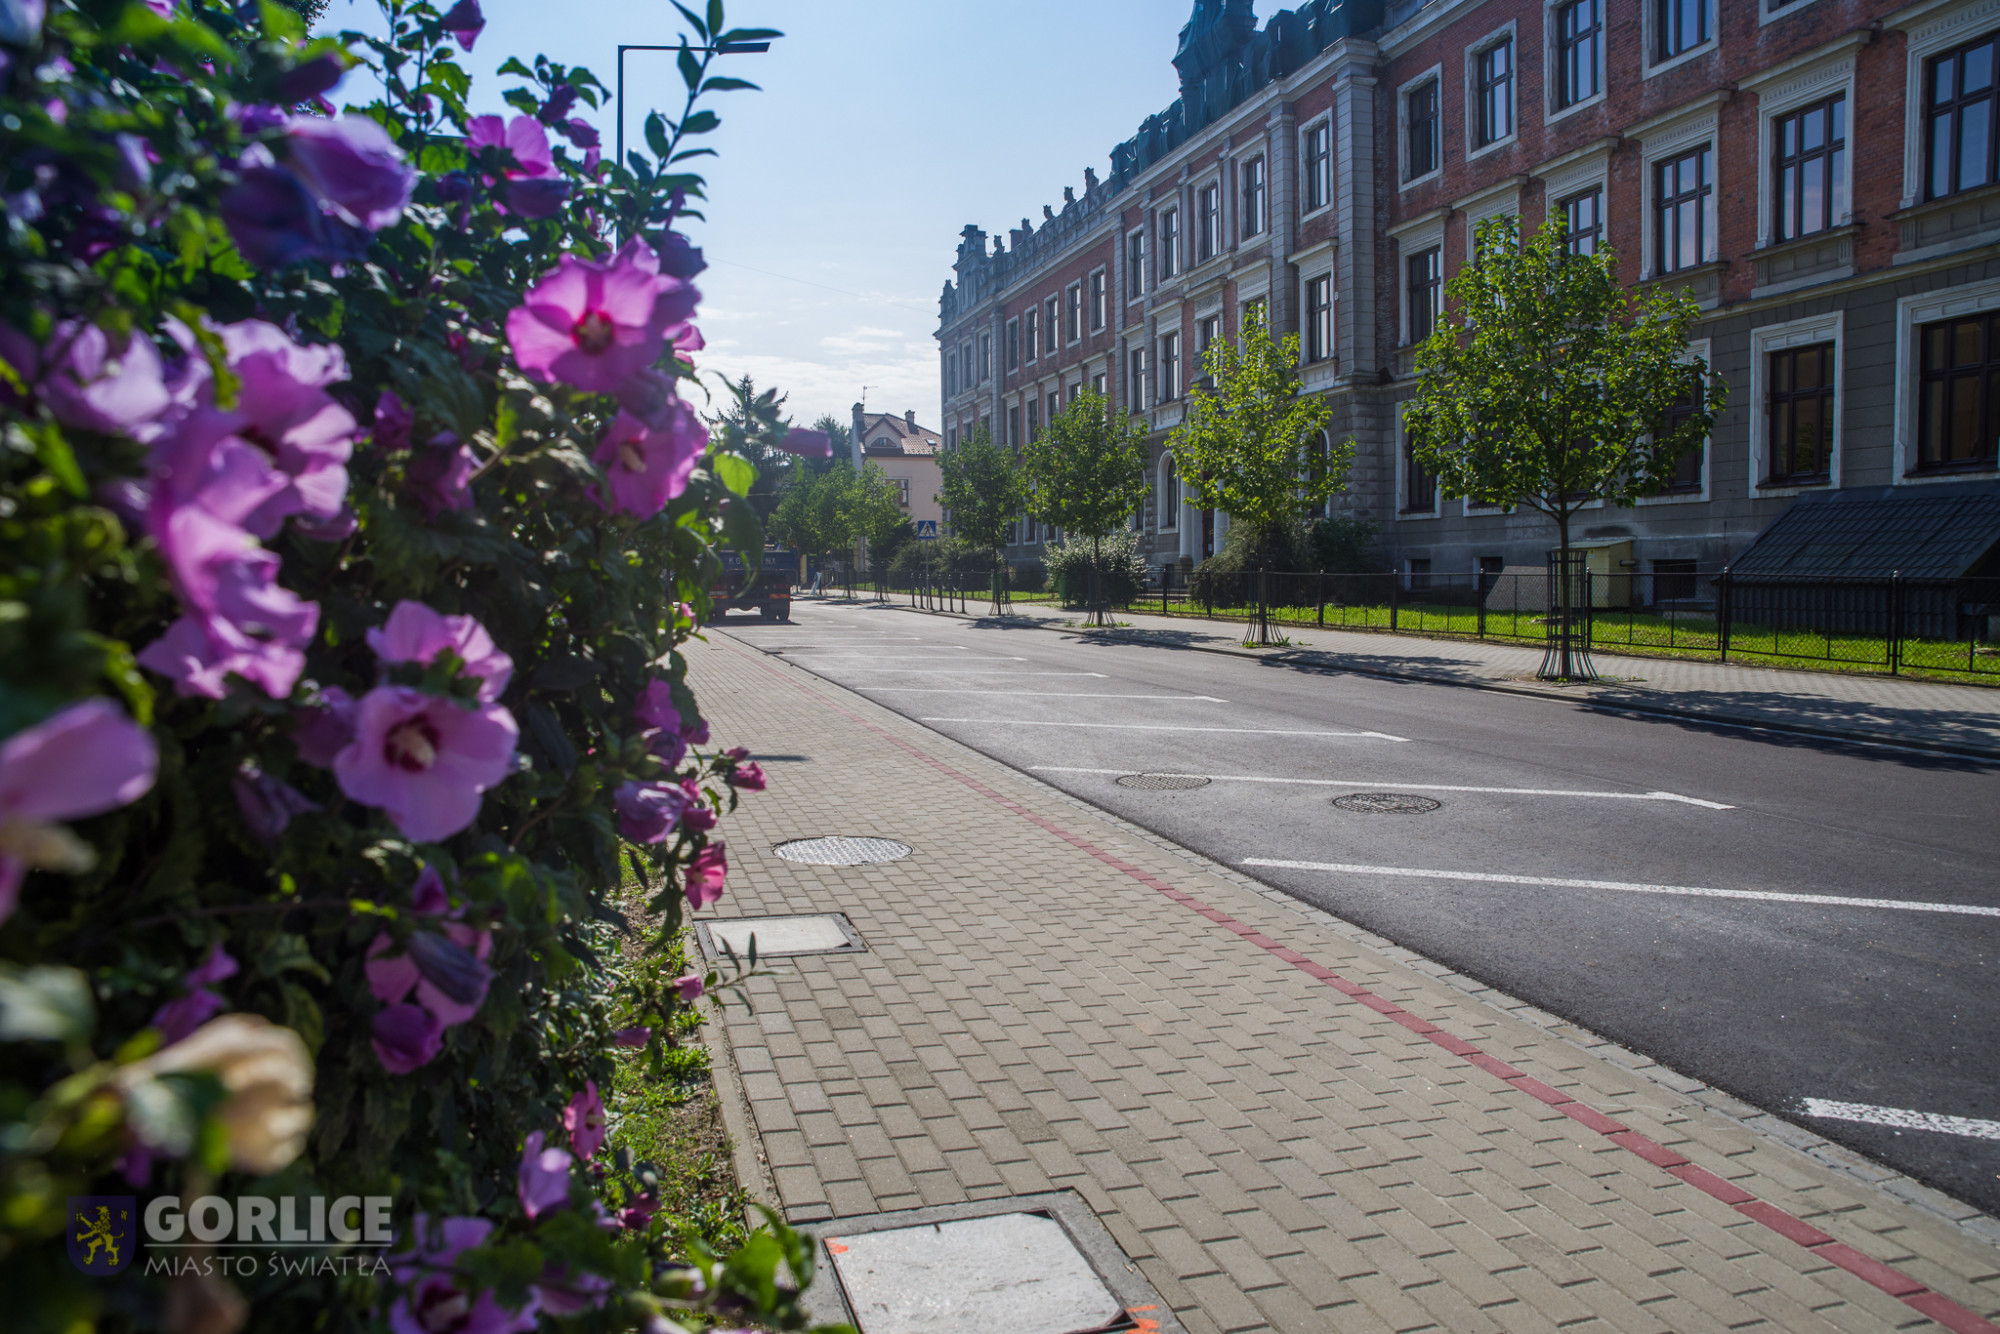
(849, 405, 945, 537)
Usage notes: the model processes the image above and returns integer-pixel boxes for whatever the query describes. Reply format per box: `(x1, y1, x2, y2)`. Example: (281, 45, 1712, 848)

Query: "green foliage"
(1309, 515, 1382, 574)
(1019, 391, 1150, 545)
(767, 459, 905, 574)
(704, 374, 800, 526)
(1168, 305, 1351, 529)
(1403, 213, 1723, 549)
(1044, 532, 1149, 608)
(937, 425, 1022, 559)
(0, 1, 850, 1330)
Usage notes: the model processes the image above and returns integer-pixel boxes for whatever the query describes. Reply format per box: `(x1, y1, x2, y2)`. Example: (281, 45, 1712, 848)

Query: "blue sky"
(320, 0, 1290, 429)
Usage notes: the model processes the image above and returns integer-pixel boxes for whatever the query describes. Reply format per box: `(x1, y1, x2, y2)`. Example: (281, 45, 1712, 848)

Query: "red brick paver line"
(717, 635, 2000, 1334)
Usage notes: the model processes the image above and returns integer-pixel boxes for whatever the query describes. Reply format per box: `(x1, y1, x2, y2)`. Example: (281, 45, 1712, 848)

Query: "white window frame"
(1024, 306, 1039, 364)
(1893, 274, 2000, 484)
(1647, 0, 1718, 78)
(979, 334, 992, 383)
(1637, 337, 1713, 506)
(1398, 65, 1445, 190)
(1634, 97, 1725, 281)
(1128, 340, 1150, 410)
(1004, 317, 1020, 373)
(1158, 205, 1182, 280)
(1387, 211, 1446, 346)
(1157, 450, 1181, 531)
(1238, 150, 1269, 240)
(1395, 408, 1442, 519)
(1301, 269, 1336, 364)
(1065, 281, 1083, 346)
(1300, 114, 1335, 216)
(1087, 266, 1108, 333)
(1534, 137, 1616, 252)
(1459, 179, 1521, 256)
(1195, 176, 1224, 265)
(1125, 228, 1147, 302)
(1749, 310, 1844, 497)
(1745, 42, 1859, 250)
(1159, 330, 1181, 403)
(1465, 22, 1520, 161)
(1546, 0, 1607, 124)
(1893, 0, 2000, 212)
(1763, 0, 1830, 25)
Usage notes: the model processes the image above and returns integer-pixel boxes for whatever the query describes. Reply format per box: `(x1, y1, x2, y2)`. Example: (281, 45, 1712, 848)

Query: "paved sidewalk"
(688, 633, 2000, 1334)
(811, 594, 2000, 758)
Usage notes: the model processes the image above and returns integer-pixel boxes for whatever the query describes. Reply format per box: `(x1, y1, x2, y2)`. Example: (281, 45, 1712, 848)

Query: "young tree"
(1020, 390, 1151, 625)
(705, 373, 794, 525)
(804, 412, 853, 475)
(1170, 303, 1350, 566)
(766, 459, 906, 590)
(937, 424, 1024, 612)
(1404, 213, 1721, 679)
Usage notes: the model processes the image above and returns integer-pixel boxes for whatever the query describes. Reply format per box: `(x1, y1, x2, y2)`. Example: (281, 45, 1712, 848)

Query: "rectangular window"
(1024, 308, 1039, 363)
(1305, 274, 1334, 363)
(1091, 370, 1106, 397)
(1927, 34, 1999, 201)
(1917, 313, 2000, 472)
(1555, 0, 1602, 109)
(1242, 295, 1267, 331)
(1046, 391, 1060, 428)
(1475, 39, 1514, 147)
(1065, 284, 1082, 344)
(1658, 0, 1709, 63)
(1406, 80, 1439, 180)
(1406, 247, 1441, 344)
(1304, 122, 1332, 212)
(1043, 299, 1059, 357)
(1088, 270, 1107, 331)
(1005, 319, 1020, 371)
(1008, 405, 1021, 447)
(1126, 231, 1145, 297)
(897, 478, 911, 507)
(1658, 374, 1705, 492)
(1027, 397, 1039, 442)
(1766, 341, 1835, 484)
(1198, 183, 1221, 262)
(947, 425, 957, 449)
(1562, 188, 1603, 255)
(979, 334, 992, 382)
(963, 343, 974, 386)
(1241, 157, 1266, 237)
(1654, 145, 1713, 274)
(1403, 434, 1436, 513)
(1159, 331, 1180, 402)
(1159, 207, 1181, 279)
(1130, 346, 1148, 408)
(1197, 315, 1220, 353)
(1774, 95, 1846, 242)
(946, 353, 957, 397)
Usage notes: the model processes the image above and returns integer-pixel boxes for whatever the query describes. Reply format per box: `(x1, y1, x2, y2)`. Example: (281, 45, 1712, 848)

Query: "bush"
(1044, 533, 1150, 608)
(0, 2, 839, 1332)
(1310, 515, 1382, 573)
(1009, 559, 1048, 593)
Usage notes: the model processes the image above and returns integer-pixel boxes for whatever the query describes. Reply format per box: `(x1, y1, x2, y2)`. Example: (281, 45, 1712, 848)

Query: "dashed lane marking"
(1033, 766, 1731, 809)
(1802, 1099, 2000, 1141)
(866, 690, 1228, 701)
(919, 719, 1407, 740)
(1244, 859, 2000, 919)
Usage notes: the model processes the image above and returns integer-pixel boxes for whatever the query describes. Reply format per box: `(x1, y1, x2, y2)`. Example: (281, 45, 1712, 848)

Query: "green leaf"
(701, 76, 760, 93)
(677, 45, 702, 91)
(496, 56, 536, 78)
(670, 1, 708, 38)
(0, 964, 95, 1042)
(643, 111, 672, 161)
(502, 86, 540, 115)
(706, 0, 727, 37)
(26, 422, 85, 498)
(258, 0, 305, 42)
(713, 451, 755, 497)
(681, 110, 720, 136)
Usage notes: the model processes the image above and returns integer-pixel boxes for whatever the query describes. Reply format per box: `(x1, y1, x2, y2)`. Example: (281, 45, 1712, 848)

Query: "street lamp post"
(614, 40, 769, 173)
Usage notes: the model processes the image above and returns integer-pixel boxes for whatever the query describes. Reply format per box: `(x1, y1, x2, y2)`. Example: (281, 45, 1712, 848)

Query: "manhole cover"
(1333, 792, 1442, 814)
(1115, 773, 1210, 790)
(774, 837, 912, 866)
(826, 1212, 1123, 1334)
(699, 913, 866, 959)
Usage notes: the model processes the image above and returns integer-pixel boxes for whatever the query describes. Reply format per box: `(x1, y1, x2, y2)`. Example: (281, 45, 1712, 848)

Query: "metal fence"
(1134, 566, 2000, 682)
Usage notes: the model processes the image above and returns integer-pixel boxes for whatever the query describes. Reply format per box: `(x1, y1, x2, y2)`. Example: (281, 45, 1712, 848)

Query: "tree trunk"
(1089, 535, 1105, 627)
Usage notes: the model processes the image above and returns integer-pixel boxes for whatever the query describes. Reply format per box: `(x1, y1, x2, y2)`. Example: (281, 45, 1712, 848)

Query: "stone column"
(1269, 104, 1298, 336)
(1332, 42, 1379, 385)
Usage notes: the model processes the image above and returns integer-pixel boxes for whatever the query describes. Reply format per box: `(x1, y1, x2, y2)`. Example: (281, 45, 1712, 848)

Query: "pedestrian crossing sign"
(915, 520, 939, 539)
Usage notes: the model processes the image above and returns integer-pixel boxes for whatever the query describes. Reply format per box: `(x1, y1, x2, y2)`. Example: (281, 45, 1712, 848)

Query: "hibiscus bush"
(0, 0, 842, 1330)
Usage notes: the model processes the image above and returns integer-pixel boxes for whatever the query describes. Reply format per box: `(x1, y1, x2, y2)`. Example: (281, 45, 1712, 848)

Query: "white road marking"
(1244, 859, 2000, 919)
(920, 719, 1407, 740)
(1801, 1099, 2000, 1140)
(866, 690, 1227, 701)
(786, 654, 1023, 661)
(831, 670, 1110, 677)
(1030, 766, 1731, 809)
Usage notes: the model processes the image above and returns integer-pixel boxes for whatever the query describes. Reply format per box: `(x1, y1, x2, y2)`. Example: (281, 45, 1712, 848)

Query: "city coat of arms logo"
(67, 1196, 136, 1275)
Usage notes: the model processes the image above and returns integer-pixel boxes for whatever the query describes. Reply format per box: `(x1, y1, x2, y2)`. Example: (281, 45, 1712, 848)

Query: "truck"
(713, 546, 797, 621)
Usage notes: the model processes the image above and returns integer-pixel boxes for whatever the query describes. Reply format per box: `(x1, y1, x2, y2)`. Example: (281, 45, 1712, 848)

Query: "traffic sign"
(914, 519, 939, 540)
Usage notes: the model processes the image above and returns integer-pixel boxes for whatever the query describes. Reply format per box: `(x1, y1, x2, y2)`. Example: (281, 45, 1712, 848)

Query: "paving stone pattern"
(689, 634, 2000, 1334)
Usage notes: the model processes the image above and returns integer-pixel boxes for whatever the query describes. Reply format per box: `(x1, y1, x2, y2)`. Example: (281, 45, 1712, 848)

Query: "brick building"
(936, 0, 2000, 583)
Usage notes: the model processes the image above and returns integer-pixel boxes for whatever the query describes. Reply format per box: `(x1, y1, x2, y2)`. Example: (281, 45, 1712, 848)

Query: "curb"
(700, 992, 784, 1231)
(818, 598, 2000, 764)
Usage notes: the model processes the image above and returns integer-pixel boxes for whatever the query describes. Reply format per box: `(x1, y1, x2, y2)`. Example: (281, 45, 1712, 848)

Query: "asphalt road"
(719, 599, 2000, 1216)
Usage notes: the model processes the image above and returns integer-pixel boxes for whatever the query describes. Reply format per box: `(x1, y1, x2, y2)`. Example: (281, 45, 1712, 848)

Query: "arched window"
(1160, 453, 1181, 530)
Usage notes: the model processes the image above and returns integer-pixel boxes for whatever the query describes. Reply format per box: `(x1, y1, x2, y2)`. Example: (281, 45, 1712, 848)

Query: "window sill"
(1638, 259, 1728, 311)
(1759, 475, 1831, 491)
(1467, 133, 1518, 162)
(1891, 181, 2000, 264)
(1547, 91, 1605, 126)
(1906, 461, 2000, 478)
(1645, 40, 1717, 81)
(1399, 168, 1443, 194)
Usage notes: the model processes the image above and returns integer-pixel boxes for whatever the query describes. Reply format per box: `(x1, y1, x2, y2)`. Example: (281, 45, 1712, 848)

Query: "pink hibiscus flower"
(590, 404, 704, 518)
(332, 686, 517, 842)
(504, 241, 696, 393)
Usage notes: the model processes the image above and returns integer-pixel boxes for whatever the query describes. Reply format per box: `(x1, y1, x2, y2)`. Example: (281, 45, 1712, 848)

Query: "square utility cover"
(697, 913, 865, 959)
(826, 1211, 1127, 1334)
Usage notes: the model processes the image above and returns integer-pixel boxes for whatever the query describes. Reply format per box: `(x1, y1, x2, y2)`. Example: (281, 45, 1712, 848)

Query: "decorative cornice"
(1623, 89, 1732, 144)
(1736, 28, 1872, 96)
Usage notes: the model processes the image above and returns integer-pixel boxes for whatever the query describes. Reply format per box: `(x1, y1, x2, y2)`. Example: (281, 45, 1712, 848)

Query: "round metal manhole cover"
(1116, 773, 1211, 791)
(1333, 793, 1442, 814)
(773, 837, 912, 866)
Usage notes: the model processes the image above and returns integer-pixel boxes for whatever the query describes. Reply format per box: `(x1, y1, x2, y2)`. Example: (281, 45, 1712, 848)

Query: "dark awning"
(1730, 482, 2000, 579)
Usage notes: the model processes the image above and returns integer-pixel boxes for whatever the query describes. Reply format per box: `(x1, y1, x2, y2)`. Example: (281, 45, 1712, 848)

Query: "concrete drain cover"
(1115, 773, 1210, 791)
(697, 913, 866, 959)
(1334, 792, 1442, 814)
(826, 1212, 1125, 1334)
(774, 836, 912, 866)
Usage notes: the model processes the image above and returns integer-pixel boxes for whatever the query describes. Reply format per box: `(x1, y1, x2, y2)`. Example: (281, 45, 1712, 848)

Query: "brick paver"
(861, 595, 2000, 756)
(688, 632, 2000, 1333)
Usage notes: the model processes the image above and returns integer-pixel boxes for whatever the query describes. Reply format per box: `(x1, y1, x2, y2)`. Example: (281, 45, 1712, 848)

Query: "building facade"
(936, 0, 2000, 584)
(849, 406, 944, 537)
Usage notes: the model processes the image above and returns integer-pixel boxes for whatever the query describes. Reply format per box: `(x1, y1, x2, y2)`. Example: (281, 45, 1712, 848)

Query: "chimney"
(905, 409, 917, 431)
